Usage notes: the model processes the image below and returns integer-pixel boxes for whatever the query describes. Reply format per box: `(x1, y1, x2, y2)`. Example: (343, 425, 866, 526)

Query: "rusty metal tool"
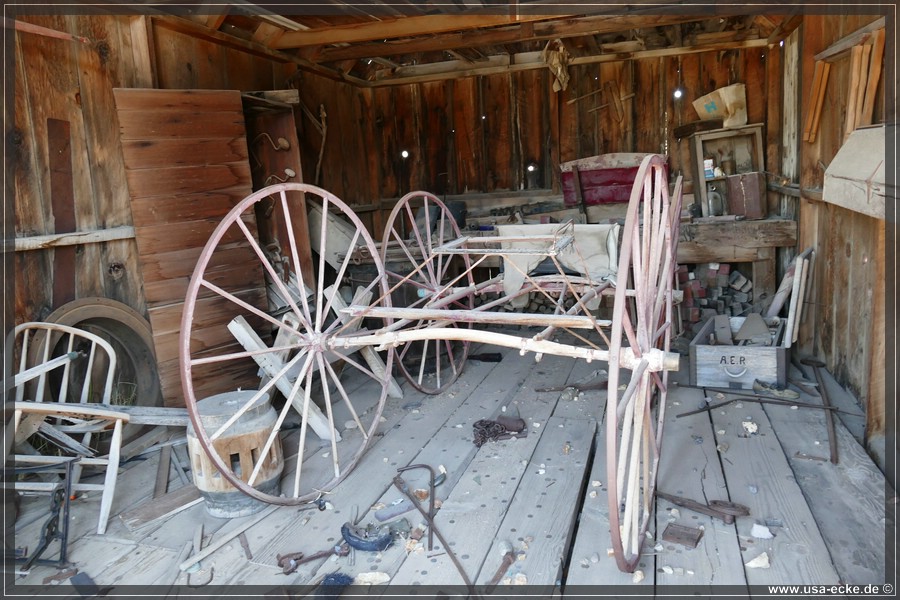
(392, 472, 474, 593)
(277, 543, 350, 575)
(396, 464, 437, 551)
(485, 541, 517, 592)
(656, 491, 749, 524)
(800, 356, 838, 464)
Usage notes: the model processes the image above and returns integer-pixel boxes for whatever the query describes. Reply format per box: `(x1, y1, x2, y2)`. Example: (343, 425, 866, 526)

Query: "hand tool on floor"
(392, 471, 474, 593)
(800, 356, 838, 464)
(396, 464, 437, 550)
(485, 540, 517, 592)
(656, 491, 749, 524)
(277, 542, 350, 575)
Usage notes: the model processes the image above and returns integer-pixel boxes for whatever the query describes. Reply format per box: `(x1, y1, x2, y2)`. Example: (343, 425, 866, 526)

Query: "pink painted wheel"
(381, 192, 474, 394)
(180, 183, 394, 505)
(606, 155, 683, 572)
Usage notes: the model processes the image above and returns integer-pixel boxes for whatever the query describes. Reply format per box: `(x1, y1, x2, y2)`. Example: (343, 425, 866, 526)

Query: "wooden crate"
(689, 316, 787, 389)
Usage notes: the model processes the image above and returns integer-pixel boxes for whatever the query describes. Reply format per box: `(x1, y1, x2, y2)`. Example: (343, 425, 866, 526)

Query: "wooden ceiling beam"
(149, 15, 368, 86)
(371, 37, 768, 86)
(300, 14, 712, 62)
(273, 14, 576, 49)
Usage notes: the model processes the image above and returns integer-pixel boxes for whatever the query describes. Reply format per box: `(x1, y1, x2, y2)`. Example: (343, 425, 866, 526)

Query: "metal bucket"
(186, 391, 283, 518)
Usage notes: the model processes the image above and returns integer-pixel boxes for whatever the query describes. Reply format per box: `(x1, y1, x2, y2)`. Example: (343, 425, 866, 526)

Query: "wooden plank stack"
(678, 262, 755, 333)
(113, 89, 267, 406)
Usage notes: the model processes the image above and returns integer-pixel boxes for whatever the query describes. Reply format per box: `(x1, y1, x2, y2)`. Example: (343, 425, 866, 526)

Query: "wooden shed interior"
(4, 3, 894, 591)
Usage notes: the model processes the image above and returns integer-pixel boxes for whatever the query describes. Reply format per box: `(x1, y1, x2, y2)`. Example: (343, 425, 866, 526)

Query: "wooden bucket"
(186, 391, 283, 517)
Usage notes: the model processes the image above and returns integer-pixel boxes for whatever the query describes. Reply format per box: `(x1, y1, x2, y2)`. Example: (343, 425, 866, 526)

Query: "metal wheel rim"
(381, 191, 474, 394)
(606, 155, 682, 572)
(180, 182, 394, 505)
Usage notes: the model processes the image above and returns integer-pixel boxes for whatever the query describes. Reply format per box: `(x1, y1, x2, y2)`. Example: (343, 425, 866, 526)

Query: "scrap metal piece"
(662, 523, 704, 549)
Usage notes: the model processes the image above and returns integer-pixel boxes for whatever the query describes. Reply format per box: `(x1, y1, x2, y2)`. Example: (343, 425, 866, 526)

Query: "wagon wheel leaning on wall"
(606, 154, 683, 572)
(179, 183, 394, 504)
(380, 192, 475, 393)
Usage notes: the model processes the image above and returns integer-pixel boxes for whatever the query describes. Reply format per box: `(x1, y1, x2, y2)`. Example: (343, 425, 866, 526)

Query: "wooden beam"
(370, 38, 768, 87)
(301, 14, 711, 62)
(149, 14, 368, 86)
(767, 13, 803, 46)
(814, 16, 885, 62)
(205, 11, 228, 31)
(13, 225, 136, 252)
(250, 21, 285, 47)
(274, 14, 575, 48)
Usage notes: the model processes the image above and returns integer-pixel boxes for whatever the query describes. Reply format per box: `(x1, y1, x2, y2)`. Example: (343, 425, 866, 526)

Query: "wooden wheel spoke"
(200, 279, 297, 333)
(328, 349, 378, 384)
(322, 358, 367, 442)
(291, 358, 318, 497)
(321, 229, 362, 325)
(211, 349, 309, 441)
(232, 214, 308, 328)
(278, 190, 315, 327)
(416, 339, 430, 385)
(245, 365, 306, 486)
(402, 200, 438, 285)
(314, 197, 330, 332)
(315, 354, 341, 478)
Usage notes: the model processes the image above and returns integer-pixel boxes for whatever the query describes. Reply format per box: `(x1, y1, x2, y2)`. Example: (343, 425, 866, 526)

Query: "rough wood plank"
(655, 383, 748, 588)
(114, 88, 265, 406)
(119, 484, 202, 531)
(474, 416, 594, 590)
(221, 347, 515, 583)
(763, 398, 885, 584)
(709, 400, 841, 584)
(383, 356, 580, 587)
(113, 88, 247, 112)
(678, 219, 797, 264)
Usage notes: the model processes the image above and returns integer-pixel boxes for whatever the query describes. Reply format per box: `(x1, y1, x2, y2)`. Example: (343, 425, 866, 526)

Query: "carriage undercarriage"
(179, 153, 683, 572)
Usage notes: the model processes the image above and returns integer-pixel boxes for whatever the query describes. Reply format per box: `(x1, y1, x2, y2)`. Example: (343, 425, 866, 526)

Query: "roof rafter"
(299, 14, 714, 63)
(273, 13, 576, 48)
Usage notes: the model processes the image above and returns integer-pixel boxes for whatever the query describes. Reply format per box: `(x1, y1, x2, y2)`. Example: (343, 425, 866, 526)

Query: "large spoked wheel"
(180, 183, 394, 505)
(606, 155, 683, 572)
(381, 191, 474, 394)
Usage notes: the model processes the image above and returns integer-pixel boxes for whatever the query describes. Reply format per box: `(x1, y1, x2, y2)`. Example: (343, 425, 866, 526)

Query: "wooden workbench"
(676, 217, 797, 307)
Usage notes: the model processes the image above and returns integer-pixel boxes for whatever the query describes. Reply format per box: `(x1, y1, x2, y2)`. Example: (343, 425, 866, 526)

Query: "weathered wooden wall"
(12, 14, 284, 330)
(795, 14, 886, 437)
(329, 48, 772, 201)
(12, 12, 885, 443)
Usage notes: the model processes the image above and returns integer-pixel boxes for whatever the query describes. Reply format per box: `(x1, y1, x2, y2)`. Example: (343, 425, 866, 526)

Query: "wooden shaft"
(333, 327, 679, 372)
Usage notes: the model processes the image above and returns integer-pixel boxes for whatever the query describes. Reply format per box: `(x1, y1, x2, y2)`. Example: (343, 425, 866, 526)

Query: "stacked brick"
(678, 262, 754, 332)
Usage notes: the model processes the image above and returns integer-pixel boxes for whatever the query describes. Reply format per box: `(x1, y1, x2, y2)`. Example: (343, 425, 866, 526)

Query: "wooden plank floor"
(9, 332, 888, 595)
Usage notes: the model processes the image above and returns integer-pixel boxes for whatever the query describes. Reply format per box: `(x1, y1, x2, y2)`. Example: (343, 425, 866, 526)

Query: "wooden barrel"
(186, 391, 283, 518)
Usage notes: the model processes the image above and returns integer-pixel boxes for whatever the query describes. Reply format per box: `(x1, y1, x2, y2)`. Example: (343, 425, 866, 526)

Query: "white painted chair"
(4, 322, 128, 535)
